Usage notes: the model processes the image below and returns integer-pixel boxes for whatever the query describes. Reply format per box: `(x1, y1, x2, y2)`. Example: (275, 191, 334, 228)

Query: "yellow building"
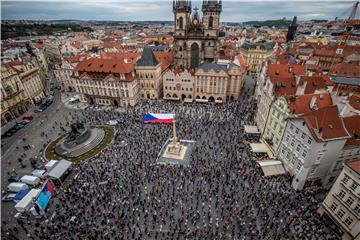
(11, 58, 46, 104)
(240, 41, 275, 74)
(1, 66, 32, 124)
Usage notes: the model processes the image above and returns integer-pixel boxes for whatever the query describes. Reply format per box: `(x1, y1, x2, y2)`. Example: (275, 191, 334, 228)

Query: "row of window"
(330, 202, 357, 228)
(165, 86, 192, 91)
(166, 79, 192, 82)
(284, 134, 308, 158)
(77, 86, 129, 98)
(75, 79, 128, 88)
(279, 145, 302, 172)
(289, 123, 312, 145)
(343, 174, 359, 193)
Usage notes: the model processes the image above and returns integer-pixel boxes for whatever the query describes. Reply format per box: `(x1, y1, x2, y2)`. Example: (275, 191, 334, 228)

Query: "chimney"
(310, 96, 318, 110)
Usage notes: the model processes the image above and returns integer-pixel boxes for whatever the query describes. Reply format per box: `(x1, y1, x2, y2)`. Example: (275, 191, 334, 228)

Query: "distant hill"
(1, 23, 92, 40)
(243, 19, 292, 28)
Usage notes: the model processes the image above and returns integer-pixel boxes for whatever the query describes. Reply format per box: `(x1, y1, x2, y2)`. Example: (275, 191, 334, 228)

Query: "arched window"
(209, 16, 213, 28)
(179, 16, 183, 29)
(179, 46, 182, 51)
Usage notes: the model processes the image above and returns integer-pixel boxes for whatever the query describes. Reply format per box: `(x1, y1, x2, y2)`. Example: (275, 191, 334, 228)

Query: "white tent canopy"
(250, 143, 269, 153)
(47, 160, 72, 179)
(15, 189, 41, 213)
(257, 160, 286, 176)
(244, 125, 260, 134)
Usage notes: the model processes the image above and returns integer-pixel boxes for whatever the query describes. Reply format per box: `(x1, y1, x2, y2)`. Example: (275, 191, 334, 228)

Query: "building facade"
(1, 66, 32, 124)
(19, 63, 45, 104)
(136, 47, 163, 100)
(194, 61, 244, 103)
(10, 58, 46, 104)
(277, 106, 350, 190)
(73, 58, 140, 107)
(263, 93, 333, 155)
(318, 160, 360, 240)
(163, 68, 195, 101)
(173, 0, 222, 69)
(240, 41, 275, 73)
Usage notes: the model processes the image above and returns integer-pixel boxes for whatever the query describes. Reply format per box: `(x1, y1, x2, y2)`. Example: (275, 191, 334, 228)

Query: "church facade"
(173, 0, 222, 69)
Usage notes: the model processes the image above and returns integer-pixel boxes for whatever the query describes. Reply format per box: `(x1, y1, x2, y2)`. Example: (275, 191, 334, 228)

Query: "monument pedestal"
(156, 117, 195, 166)
(162, 139, 188, 160)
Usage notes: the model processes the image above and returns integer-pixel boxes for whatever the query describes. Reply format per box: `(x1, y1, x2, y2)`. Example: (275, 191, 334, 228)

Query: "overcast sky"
(1, 1, 356, 22)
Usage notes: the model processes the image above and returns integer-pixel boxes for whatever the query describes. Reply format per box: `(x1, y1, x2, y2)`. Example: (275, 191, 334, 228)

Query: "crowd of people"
(2, 87, 341, 240)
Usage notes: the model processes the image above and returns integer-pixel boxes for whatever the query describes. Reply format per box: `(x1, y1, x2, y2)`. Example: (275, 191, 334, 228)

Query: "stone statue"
(67, 121, 85, 142)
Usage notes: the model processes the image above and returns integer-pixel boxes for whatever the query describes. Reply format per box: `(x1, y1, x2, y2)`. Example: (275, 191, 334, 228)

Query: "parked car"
(2, 193, 16, 202)
(8, 176, 21, 183)
(34, 108, 43, 113)
(22, 115, 33, 121)
(15, 122, 27, 128)
(8, 126, 21, 134)
(1, 132, 13, 138)
(7, 183, 29, 193)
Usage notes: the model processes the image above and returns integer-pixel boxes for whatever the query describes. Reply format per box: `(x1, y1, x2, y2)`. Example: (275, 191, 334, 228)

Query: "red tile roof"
(103, 41, 123, 49)
(287, 93, 333, 115)
(329, 62, 360, 78)
(100, 51, 141, 63)
(64, 55, 87, 63)
(347, 160, 360, 175)
(271, 76, 298, 96)
(75, 58, 135, 81)
(343, 115, 360, 147)
(300, 105, 350, 142)
(298, 75, 333, 94)
(235, 54, 247, 68)
(154, 51, 173, 72)
(349, 95, 360, 111)
(268, 63, 306, 78)
(70, 41, 81, 49)
(33, 43, 44, 49)
(172, 68, 195, 76)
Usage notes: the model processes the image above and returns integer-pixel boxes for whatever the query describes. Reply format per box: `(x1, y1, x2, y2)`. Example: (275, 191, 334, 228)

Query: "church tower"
(173, 0, 191, 37)
(286, 16, 298, 42)
(172, 0, 222, 70)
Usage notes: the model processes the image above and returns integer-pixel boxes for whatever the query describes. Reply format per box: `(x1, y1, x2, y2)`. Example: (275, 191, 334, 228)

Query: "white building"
(318, 160, 360, 240)
(163, 68, 195, 102)
(72, 58, 140, 107)
(277, 105, 351, 190)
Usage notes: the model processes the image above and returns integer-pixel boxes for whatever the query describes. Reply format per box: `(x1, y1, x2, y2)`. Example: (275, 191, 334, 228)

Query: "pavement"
(1, 89, 78, 224)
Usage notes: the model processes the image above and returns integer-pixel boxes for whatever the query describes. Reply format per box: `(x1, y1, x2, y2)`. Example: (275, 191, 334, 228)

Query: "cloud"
(1, 1, 354, 22)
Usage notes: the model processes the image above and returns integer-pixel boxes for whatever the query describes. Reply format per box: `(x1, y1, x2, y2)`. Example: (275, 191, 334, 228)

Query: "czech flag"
(144, 113, 174, 124)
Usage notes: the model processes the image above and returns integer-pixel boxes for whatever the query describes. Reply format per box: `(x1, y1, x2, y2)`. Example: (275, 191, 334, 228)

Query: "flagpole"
(173, 114, 177, 145)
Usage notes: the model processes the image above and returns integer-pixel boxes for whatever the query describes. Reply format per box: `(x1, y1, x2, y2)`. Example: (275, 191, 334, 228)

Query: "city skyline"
(1, 0, 355, 22)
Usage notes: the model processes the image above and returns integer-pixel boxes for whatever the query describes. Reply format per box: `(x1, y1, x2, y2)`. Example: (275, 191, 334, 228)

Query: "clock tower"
(173, 0, 222, 69)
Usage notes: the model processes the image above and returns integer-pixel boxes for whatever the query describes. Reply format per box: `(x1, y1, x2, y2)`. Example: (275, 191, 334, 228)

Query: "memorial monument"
(54, 122, 105, 158)
(157, 115, 195, 166)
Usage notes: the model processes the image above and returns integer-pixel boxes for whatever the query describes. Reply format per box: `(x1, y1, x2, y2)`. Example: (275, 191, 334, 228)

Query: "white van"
(7, 183, 29, 193)
(32, 169, 47, 179)
(20, 175, 40, 186)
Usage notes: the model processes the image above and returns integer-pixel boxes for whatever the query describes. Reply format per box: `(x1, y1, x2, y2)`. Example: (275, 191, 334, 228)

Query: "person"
(2, 94, 340, 240)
